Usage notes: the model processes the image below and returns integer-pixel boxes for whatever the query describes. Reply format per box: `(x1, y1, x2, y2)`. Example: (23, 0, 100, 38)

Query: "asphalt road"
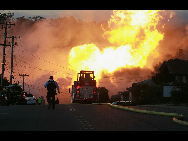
(0, 104, 188, 131)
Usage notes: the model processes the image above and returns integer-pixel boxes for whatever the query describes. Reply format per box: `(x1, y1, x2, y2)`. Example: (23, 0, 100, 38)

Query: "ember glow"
(68, 10, 173, 84)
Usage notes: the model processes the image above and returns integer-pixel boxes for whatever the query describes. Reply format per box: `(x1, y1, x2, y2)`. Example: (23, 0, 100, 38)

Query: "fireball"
(68, 10, 174, 85)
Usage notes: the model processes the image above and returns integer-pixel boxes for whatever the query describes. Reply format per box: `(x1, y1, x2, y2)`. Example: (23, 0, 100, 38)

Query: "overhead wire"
(16, 46, 74, 72)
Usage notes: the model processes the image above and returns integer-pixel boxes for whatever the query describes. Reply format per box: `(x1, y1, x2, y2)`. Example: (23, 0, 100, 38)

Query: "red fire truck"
(69, 70, 98, 103)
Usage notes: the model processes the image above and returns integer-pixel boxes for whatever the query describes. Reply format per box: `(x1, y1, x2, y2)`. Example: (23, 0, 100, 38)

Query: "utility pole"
(19, 74, 29, 91)
(7, 36, 20, 85)
(0, 22, 15, 89)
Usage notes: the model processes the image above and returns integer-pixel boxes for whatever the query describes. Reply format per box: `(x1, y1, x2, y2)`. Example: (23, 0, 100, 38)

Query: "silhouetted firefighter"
(44, 76, 60, 109)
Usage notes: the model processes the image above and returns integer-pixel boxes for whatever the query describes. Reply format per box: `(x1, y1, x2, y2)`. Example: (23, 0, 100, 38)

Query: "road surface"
(0, 104, 188, 131)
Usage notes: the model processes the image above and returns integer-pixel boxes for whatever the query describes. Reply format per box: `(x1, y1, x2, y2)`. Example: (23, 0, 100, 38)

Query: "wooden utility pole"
(19, 74, 29, 91)
(7, 36, 20, 85)
(0, 21, 15, 89)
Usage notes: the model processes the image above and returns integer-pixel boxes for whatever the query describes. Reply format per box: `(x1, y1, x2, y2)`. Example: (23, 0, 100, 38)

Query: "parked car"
(25, 93, 36, 105)
(6, 84, 26, 105)
(112, 101, 131, 106)
(0, 90, 9, 106)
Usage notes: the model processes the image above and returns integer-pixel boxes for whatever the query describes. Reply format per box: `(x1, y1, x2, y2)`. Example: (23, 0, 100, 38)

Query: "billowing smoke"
(1, 11, 188, 103)
(0, 15, 110, 103)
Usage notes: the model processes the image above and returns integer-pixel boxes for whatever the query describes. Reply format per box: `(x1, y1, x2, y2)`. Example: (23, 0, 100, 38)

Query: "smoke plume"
(1, 11, 188, 103)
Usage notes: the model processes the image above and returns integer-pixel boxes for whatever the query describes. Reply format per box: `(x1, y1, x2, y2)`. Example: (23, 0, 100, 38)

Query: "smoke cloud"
(1, 11, 188, 103)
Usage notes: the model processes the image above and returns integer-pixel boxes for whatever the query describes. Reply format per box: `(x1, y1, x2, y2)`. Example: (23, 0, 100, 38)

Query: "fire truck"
(69, 70, 98, 103)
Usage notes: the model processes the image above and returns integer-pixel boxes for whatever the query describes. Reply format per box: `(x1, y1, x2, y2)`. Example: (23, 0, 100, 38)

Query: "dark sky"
(169, 10, 188, 26)
(0, 10, 112, 22)
(1, 10, 188, 26)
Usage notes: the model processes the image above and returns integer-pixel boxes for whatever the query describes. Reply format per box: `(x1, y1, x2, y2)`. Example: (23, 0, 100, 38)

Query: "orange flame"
(68, 10, 173, 84)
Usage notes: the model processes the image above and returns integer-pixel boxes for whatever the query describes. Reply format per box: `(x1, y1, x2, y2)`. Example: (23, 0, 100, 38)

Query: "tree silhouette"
(0, 77, 10, 90)
(98, 87, 109, 102)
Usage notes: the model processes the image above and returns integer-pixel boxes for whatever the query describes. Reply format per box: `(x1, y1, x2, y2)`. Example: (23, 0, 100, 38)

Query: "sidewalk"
(126, 104, 188, 121)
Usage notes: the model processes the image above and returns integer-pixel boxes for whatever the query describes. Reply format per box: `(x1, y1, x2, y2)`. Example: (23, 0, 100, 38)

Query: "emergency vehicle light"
(93, 87, 97, 94)
(76, 86, 81, 89)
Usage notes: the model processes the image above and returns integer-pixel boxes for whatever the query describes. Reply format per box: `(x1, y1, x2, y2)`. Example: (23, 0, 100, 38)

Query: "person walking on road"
(37, 97, 42, 105)
(44, 76, 60, 109)
(41, 96, 45, 105)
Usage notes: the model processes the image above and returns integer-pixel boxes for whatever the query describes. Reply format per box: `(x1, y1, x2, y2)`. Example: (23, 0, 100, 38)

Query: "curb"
(173, 117, 188, 127)
(108, 103, 179, 117)
(92, 103, 188, 127)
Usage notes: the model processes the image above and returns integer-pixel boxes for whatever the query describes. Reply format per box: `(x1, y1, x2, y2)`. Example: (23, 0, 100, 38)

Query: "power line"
(13, 55, 74, 76)
(15, 47, 74, 72)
